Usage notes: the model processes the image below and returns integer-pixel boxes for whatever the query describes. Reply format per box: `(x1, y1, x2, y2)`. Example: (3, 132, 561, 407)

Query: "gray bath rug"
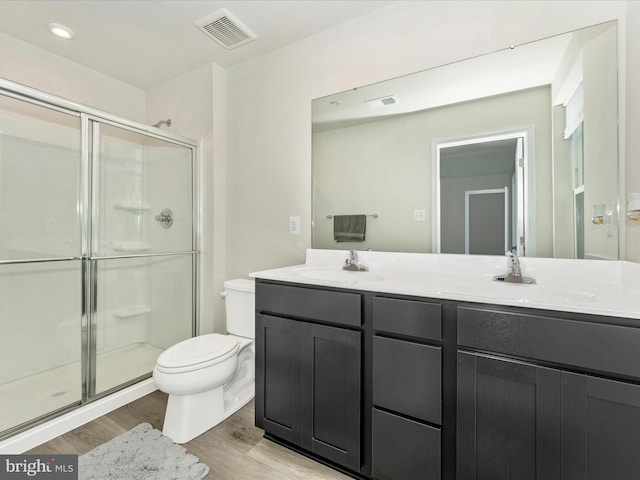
(79, 423, 209, 480)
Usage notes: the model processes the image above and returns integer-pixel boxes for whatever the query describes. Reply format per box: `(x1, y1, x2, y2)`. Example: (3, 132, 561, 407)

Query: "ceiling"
(0, 0, 396, 90)
(312, 30, 575, 131)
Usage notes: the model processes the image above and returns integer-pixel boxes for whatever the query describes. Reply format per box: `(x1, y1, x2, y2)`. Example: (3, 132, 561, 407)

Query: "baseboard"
(0, 379, 157, 454)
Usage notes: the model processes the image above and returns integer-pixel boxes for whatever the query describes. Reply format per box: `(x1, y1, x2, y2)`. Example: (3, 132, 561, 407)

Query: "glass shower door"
(0, 94, 82, 433)
(0, 79, 199, 440)
(90, 121, 196, 396)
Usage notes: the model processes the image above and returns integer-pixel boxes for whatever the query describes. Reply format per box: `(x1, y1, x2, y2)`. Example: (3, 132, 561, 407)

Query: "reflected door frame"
(433, 128, 533, 256)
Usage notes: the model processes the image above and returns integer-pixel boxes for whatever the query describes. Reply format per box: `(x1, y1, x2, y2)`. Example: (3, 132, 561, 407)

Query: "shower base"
(0, 342, 163, 434)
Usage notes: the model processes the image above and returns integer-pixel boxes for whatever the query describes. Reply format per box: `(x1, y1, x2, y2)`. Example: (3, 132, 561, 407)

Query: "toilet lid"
(156, 334, 239, 371)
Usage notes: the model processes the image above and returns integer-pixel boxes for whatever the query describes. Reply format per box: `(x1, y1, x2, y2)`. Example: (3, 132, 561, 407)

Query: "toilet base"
(161, 380, 255, 444)
(162, 388, 224, 444)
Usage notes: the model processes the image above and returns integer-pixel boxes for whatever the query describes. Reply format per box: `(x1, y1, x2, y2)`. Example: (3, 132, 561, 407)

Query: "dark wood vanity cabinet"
(255, 281, 447, 479)
(561, 373, 640, 480)
(371, 296, 443, 480)
(256, 280, 640, 480)
(255, 314, 303, 446)
(255, 282, 362, 472)
(457, 352, 562, 480)
(457, 305, 640, 480)
(302, 321, 361, 470)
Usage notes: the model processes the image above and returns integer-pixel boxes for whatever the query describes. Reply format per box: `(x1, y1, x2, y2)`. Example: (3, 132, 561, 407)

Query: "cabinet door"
(302, 322, 361, 472)
(255, 313, 303, 445)
(372, 408, 441, 480)
(562, 373, 640, 480)
(457, 352, 561, 480)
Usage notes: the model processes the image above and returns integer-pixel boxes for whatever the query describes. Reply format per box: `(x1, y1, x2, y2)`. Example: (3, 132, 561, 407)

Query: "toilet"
(152, 278, 255, 444)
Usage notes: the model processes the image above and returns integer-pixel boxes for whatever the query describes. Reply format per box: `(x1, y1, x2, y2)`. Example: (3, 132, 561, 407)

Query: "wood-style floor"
(26, 390, 351, 480)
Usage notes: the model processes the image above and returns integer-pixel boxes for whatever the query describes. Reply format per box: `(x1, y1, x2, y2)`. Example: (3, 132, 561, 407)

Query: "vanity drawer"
(373, 296, 441, 341)
(372, 408, 441, 480)
(255, 282, 362, 327)
(373, 336, 441, 424)
(458, 306, 640, 380)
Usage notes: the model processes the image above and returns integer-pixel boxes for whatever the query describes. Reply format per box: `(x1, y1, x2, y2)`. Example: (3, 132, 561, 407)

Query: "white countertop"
(250, 249, 640, 320)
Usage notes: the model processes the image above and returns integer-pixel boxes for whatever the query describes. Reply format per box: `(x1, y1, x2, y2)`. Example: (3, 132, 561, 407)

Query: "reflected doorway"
(465, 187, 509, 255)
(436, 131, 528, 256)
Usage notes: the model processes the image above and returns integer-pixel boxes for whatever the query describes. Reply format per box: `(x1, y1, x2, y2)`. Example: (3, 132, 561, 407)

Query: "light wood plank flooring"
(26, 391, 352, 480)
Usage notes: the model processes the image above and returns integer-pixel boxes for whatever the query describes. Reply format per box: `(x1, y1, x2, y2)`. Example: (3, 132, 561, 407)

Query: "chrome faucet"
(493, 251, 536, 284)
(343, 249, 369, 271)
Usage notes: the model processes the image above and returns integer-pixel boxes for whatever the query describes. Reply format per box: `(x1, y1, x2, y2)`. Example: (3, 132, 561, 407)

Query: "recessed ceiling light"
(48, 23, 75, 40)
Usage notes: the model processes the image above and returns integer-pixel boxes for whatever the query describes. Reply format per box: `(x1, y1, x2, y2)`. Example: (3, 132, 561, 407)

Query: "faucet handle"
(505, 250, 519, 264)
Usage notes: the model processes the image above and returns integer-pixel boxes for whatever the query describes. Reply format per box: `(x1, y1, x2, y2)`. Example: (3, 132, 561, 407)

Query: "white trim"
(0, 380, 157, 454)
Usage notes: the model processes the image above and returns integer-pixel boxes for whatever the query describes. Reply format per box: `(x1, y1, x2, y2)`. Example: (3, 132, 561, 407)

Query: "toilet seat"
(155, 334, 239, 374)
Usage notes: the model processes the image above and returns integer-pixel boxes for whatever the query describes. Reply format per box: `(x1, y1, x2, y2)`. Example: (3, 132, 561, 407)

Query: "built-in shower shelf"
(113, 306, 151, 319)
(113, 203, 151, 214)
(112, 241, 152, 252)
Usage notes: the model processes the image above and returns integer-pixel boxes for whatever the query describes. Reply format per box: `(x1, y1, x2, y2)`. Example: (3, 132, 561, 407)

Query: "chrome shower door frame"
(0, 77, 200, 438)
(83, 114, 199, 401)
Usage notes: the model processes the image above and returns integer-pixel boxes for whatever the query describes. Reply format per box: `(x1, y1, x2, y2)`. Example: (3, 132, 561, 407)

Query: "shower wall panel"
(0, 96, 81, 260)
(147, 144, 193, 253)
(0, 262, 81, 385)
(93, 255, 193, 395)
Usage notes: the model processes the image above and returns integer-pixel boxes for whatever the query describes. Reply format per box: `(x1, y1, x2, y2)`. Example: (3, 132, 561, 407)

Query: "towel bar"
(326, 213, 378, 219)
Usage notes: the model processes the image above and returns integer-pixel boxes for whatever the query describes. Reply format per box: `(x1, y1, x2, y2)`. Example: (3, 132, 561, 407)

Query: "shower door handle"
(155, 208, 174, 229)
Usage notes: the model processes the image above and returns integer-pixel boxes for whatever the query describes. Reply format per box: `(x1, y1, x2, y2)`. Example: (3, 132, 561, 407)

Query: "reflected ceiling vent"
(365, 95, 399, 109)
(195, 8, 256, 49)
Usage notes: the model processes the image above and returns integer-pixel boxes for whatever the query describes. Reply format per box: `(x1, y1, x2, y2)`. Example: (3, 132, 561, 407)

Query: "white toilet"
(152, 278, 255, 444)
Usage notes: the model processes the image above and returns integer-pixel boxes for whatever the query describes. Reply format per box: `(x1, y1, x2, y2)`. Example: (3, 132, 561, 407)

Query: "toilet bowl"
(152, 278, 255, 444)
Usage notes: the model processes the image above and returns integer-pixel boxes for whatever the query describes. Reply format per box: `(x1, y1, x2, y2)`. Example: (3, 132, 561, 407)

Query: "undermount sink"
(291, 266, 384, 284)
(444, 280, 596, 305)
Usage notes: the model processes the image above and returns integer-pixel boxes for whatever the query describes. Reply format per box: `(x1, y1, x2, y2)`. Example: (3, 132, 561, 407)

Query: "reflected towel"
(333, 214, 366, 242)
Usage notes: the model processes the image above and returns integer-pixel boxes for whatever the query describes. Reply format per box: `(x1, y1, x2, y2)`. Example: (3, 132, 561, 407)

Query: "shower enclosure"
(0, 79, 198, 439)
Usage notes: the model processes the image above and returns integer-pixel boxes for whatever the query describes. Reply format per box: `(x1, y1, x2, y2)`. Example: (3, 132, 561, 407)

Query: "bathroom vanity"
(252, 250, 640, 480)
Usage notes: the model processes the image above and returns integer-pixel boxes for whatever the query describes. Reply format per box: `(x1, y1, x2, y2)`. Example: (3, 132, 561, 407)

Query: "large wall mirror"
(312, 20, 618, 259)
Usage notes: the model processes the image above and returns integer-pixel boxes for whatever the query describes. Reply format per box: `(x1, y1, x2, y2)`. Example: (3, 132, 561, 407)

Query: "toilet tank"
(223, 278, 255, 338)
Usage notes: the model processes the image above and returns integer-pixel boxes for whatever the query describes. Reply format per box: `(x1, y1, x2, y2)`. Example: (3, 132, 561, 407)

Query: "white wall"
(226, 0, 629, 277)
(146, 64, 226, 334)
(313, 113, 432, 253)
(0, 33, 145, 122)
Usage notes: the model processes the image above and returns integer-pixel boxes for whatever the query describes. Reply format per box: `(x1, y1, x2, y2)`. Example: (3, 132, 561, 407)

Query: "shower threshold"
(0, 342, 163, 435)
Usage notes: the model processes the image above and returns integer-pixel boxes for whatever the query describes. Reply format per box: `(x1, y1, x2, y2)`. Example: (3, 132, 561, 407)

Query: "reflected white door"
(465, 187, 509, 255)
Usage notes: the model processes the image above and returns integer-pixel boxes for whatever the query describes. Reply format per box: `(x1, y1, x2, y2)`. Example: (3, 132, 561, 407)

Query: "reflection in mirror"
(438, 134, 525, 256)
(312, 21, 618, 259)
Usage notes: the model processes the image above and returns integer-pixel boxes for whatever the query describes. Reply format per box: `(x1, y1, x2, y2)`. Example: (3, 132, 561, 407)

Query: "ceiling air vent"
(365, 95, 399, 109)
(195, 9, 256, 50)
